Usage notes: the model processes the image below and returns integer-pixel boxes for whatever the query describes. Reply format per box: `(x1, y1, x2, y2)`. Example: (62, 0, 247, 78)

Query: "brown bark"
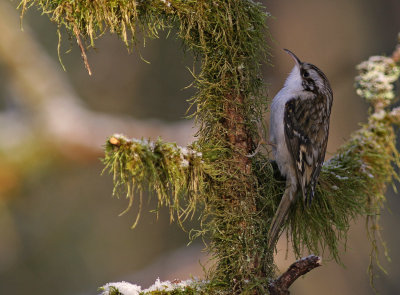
(223, 92, 254, 174)
(268, 255, 322, 295)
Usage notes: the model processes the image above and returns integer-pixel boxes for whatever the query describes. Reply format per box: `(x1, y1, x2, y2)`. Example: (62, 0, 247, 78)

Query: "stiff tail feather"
(267, 187, 296, 249)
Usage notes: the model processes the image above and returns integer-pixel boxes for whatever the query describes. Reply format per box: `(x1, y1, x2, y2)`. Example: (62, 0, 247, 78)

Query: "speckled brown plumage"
(284, 90, 332, 204)
(268, 49, 333, 248)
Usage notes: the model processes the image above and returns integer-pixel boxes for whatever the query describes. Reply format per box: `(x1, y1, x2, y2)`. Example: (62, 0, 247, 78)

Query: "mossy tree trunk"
(19, 1, 400, 294)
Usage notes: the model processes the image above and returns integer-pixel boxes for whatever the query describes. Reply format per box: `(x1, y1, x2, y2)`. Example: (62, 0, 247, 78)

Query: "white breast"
(270, 88, 292, 177)
(269, 66, 303, 178)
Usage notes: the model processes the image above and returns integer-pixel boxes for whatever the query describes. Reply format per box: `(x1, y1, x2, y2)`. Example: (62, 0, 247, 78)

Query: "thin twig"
(268, 255, 322, 295)
(391, 33, 400, 63)
(73, 24, 92, 75)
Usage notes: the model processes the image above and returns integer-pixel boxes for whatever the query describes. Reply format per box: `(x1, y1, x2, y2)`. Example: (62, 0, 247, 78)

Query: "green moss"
(103, 134, 206, 228)
(109, 286, 123, 295)
(285, 117, 399, 262)
(19, 0, 400, 293)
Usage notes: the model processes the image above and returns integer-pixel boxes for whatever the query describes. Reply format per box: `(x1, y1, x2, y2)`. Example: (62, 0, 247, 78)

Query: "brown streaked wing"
(284, 94, 330, 201)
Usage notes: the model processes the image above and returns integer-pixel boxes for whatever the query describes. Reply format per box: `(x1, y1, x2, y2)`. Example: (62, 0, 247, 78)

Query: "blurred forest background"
(0, 0, 399, 294)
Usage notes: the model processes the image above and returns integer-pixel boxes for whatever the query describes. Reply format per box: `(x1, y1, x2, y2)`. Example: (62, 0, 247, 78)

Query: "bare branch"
(268, 255, 322, 295)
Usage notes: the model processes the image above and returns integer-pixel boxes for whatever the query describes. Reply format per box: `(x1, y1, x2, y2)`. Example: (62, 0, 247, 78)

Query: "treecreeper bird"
(268, 49, 333, 248)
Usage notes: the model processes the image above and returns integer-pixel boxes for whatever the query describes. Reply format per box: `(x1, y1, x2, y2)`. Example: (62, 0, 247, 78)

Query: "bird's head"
(283, 49, 331, 96)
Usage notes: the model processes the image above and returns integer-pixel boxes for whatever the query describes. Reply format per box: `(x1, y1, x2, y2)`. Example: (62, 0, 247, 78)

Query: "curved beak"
(283, 49, 302, 68)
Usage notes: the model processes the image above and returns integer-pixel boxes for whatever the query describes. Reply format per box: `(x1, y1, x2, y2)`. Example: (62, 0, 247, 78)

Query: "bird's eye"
(302, 71, 310, 78)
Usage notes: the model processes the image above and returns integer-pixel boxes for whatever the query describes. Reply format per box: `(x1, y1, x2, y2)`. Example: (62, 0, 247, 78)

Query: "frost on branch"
(355, 56, 400, 104)
(102, 134, 205, 228)
(99, 278, 206, 295)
